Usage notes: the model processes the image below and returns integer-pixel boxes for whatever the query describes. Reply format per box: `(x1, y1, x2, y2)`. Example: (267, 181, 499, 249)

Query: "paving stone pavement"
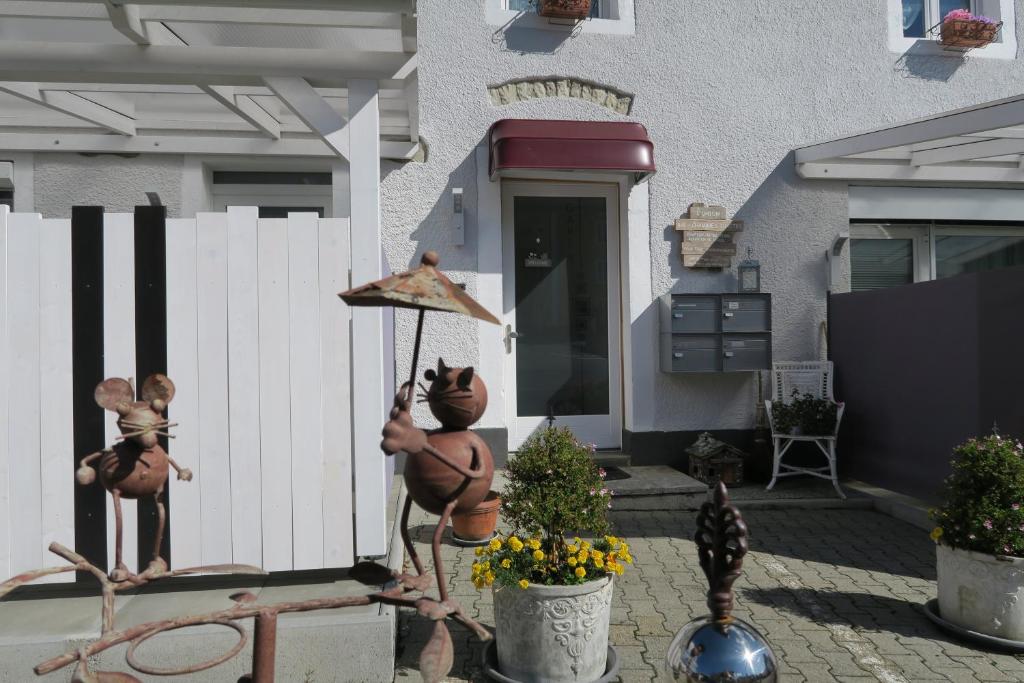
(393, 502, 1024, 682)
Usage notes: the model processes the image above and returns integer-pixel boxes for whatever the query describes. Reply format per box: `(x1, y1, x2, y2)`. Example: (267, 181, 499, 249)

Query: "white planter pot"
(937, 543, 1024, 640)
(493, 576, 614, 682)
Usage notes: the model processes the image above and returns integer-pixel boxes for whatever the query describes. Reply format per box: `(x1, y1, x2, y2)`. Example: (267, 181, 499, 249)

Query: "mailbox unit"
(659, 293, 772, 373)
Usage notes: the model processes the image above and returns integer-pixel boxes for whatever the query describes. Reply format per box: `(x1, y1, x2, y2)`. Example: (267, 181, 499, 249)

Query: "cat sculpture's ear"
(456, 366, 475, 390)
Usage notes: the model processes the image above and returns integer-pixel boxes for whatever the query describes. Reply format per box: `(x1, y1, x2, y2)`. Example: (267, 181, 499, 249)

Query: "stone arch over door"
(487, 78, 633, 115)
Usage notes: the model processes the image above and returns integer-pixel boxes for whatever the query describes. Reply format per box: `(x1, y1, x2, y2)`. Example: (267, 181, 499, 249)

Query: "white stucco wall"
(380, 0, 1024, 434)
(34, 153, 184, 218)
(10, 0, 1024, 438)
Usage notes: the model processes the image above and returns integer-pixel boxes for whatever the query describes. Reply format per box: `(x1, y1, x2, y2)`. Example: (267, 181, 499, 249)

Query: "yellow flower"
(532, 549, 545, 562)
(606, 535, 619, 546)
(485, 575, 494, 587)
(472, 562, 483, 575)
(573, 536, 582, 546)
(622, 553, 633, 564)
(509, 537, 524, 552)
(486, 570, 495, 582)
(620, 542, 629, 553)
(594, 558, 604, 569)
(528, 538, 541, 551)
(580, 540, 591, 551)
(574, 566, 586, 578)
(578, 550, 589, 563)
(567, 544, 578, 554)
(518, 579, 529, 590)
(606, 560, 618, 573)
(614, 564, 624, 576)
(592, 550, 604, 561)
(475, 547, 484, 557)
(930, 527, 944, 542)
(473, 576, 485, 589)
(482, 561, 490, 571)
(568, 556, 578, 567)
(488, 538, 503, 552)
(608, 552, 617, 562)
(501, 559, 511, 569)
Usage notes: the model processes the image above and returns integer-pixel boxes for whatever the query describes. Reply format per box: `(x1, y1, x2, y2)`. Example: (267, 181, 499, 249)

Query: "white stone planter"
(493, 576, 614, 682)
(937, 543, 1024, 640)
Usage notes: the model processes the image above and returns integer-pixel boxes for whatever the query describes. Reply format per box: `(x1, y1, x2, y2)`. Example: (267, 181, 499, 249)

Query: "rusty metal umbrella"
(339, 250, 500, 395)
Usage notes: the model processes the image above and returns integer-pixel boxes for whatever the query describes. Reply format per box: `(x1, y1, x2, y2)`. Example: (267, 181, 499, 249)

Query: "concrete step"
(591, 451, 631, 467)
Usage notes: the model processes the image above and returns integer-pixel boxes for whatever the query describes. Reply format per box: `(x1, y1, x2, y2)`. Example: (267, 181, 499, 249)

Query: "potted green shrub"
(930, 434, 1024, 640)
(770, 390, 839, 436)
(939, 9, 1002, 49)
(473, 426, 632, 681)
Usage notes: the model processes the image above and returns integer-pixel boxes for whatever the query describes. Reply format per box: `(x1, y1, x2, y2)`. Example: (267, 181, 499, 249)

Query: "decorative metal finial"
(695, 481, 749, 622)
(667, 481, 777, 681)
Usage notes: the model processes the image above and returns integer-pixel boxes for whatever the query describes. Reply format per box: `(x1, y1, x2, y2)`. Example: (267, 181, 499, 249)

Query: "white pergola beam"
(138, 6, 402, 28)
(0, 41, 417, 86)
(964, 126, 1024, 140)
(797, 160, 1024, 184)
(264, 77, 349, 159)
(911, 138, 1024, 166)
(796, 95, 1024, 163)
(0, 82, 135, 135)
(0, 132, 418, 160)
(201, 85, 281, 139)
(30, 0, 415, 11)
(104, 1, 149, 44)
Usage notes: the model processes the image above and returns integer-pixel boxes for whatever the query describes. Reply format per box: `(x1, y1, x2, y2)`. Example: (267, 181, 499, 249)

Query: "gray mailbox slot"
(660, 293, 772, 373)
(721, 294, 771, 333)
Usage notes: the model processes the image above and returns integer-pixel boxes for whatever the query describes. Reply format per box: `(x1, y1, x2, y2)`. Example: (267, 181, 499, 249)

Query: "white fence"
(0, 206, 385, 582)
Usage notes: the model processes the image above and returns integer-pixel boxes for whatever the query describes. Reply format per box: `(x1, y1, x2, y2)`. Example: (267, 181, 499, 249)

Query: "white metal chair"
(764, 361, 846, 498)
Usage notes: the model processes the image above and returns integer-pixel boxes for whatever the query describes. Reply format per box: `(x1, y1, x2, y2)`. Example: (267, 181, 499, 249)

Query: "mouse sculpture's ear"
(141, 374, 176, 406)
(424, 368, 437, 382)
(456, 366, 475, 390)
(95, 378, 135, 413)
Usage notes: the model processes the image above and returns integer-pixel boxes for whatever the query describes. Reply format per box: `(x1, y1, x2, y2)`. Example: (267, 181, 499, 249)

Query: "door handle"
(723, 312, 735, 318)
(504, 324, 523, 354)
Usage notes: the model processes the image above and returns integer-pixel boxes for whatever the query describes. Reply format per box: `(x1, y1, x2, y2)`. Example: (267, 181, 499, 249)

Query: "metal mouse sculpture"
(382, 358, 495, 600)
(76, 373, 192, 581)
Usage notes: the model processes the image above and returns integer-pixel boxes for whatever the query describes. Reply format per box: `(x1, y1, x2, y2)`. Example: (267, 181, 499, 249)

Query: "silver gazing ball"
(666, 616, 777, 682)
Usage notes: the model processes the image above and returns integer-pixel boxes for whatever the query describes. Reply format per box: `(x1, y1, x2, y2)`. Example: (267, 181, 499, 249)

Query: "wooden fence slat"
(257, 218, 293, 571)
(226, 207, 262, 567)
(0, 207, 11, 579)
(103, 213, 137, 574)
(165, 217, 202, 570)
(319, 218, 354, 568)
(7, 212, 42, 576)
(38, 218, 75, 582)
(288, 213, 324, 570)
(195, 213, 232, 565)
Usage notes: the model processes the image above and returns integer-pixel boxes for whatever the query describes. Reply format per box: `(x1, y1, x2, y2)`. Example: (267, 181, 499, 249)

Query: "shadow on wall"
(894, 40, 967, 82)
(491, 11, 580, 54)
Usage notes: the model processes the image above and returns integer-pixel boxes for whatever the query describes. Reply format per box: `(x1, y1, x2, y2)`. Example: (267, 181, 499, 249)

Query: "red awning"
(488, 119, 655, 181)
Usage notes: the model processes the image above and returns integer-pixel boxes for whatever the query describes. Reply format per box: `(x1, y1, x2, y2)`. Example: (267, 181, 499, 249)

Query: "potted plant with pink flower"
(535, 0, 593, 20)
(472, 426, 632, 681)
(939, 9, 1002, 48)
(930, 433, 1024, 640)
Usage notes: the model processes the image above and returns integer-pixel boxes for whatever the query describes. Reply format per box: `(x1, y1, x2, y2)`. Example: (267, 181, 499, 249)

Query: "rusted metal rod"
(251, 609, 279, 683)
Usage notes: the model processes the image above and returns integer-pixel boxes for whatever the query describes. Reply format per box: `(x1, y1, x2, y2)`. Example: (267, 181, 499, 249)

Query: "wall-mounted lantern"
(737, 248, 761, 293)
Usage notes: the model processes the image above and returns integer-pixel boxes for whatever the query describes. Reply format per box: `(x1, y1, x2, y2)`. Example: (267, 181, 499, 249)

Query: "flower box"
(537, 0, 592, 20)
(939, 11, 1001, 49)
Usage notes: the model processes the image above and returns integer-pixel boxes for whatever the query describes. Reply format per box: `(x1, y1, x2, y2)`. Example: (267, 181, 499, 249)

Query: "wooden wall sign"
(674, 203, 744, 268)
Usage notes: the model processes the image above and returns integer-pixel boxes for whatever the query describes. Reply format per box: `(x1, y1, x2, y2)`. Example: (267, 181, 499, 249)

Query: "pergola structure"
(0, 0, 419, 160)
(796, 95, 1024, 184)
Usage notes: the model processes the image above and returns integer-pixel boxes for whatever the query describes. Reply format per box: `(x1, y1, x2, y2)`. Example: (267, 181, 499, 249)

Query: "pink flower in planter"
(1013, 503, 1020, 511)
(1005, 545, 1013, 554)
(944, 8, 973, 21)
(984, 519, 994, 529)
(599, 468, 607, 478)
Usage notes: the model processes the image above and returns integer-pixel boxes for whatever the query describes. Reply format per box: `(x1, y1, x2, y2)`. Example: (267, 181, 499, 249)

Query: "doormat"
(600, 466, 631, 481)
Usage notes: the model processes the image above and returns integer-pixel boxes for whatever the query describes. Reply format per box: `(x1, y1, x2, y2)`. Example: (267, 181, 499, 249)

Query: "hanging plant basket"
(939, 18, 1002, 49)
(537, 0, 592, 20)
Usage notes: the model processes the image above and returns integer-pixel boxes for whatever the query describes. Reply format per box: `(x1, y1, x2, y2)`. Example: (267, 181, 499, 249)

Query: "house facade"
(3, 0, 1024, 484)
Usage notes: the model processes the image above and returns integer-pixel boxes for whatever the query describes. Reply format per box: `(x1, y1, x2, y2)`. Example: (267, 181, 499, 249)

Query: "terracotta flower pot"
(940, 19, 1000, 48)
(451, 490, 501, 542)
(537, 0, 592, 20)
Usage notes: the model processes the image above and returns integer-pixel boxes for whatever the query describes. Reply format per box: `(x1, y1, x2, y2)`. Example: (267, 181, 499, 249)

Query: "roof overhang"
(0, 0, 420, 161)
(795, 95, 1024, 184)
(489, 119, 655, 182)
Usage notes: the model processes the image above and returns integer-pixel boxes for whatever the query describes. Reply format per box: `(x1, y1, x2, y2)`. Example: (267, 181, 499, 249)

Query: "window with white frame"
(850, 221, 1024, 291)
(486, 0, 634, 35)
(888, 0, 1015, 56)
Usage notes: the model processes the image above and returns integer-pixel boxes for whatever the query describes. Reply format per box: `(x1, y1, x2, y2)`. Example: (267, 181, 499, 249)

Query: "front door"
(501, 182, 622, 450)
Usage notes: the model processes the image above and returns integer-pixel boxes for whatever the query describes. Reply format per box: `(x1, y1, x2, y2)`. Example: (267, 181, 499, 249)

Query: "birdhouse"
(685, 432, 746, 486)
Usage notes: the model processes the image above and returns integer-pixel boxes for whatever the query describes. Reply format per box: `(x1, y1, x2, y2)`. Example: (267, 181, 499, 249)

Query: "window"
(850, 221, 1024, 291)
(902, 0, 970, 38)
(210, 170, 332, 217)
(507, 0, 601, 18)
(887, 0, 1016, 57)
